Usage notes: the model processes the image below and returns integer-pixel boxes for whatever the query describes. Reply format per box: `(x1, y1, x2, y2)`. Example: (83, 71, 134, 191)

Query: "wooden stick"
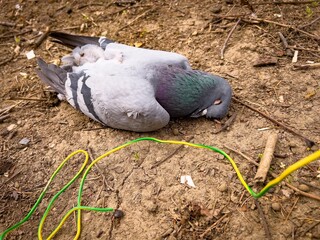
(232, 97, 315, 147)
(299, 16, 320, 29)
(254, 132, 278, 182)
(285, 182, 320, 201)
(34, 27, 51, 49)
(293, 62, 320, 70)
(8, 97, 47, 101)
(278, 32, 293, 56)
(254, 199, 272, 240)
(224, 145, 259, 166)
(0, 21, 16, 27)
(220, 18, 241, 60)
(214, 112, 237, 134)
(0, 114, 10, 122)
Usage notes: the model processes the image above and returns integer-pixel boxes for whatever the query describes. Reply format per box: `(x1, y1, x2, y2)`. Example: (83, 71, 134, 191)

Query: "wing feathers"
(49, 31, 113, 49)
(36, 58, 67, 95)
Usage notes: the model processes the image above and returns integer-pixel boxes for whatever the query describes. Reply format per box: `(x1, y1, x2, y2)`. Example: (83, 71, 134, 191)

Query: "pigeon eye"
(214, 99, 222, 105)
(80, 53, 85, 57)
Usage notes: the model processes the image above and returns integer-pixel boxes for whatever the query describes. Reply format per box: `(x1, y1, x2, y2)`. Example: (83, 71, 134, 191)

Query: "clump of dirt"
(1, 0, 320, 239)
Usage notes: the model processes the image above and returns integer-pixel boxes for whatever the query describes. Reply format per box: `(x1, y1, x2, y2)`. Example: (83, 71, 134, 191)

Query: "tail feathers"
(36, 58, 67, 95)
(49, 31, 114, 49)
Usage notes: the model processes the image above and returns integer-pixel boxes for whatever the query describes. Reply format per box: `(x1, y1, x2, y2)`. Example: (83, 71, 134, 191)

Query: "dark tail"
(35, 58, 67, 95)
(49, 31, 114, 49)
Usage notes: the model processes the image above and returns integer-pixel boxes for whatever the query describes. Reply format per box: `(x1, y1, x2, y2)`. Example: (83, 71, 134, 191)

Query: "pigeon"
(36, 32, 232, 132)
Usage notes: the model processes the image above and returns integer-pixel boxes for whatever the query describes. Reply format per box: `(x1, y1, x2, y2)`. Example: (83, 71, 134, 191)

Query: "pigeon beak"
(190, 108, 207, 118)
(201, 109, 208, 116)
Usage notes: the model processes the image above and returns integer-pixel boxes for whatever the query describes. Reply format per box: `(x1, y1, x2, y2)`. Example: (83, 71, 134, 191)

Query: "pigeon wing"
(65, 60, 170, 132)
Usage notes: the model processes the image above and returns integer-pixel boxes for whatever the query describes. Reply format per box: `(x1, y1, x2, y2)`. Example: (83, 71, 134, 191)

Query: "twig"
(0, 21, 16, 27)
(199, 214, 229, 238)
(118, 7, 155, 31)
(220, 18, 241, 60)
(223, 145, 259, 166)
(254, 199, 272, 240)
(4, 170, 22, 184)
(88, 147, 114, 191)
(0, 101, 23, 115)
(76, 2, 106, 10)
(288, 46, 320, 53)
(0, 114, 10, 122)
(82, 127, 107, 131)
(299, 16, 320, 29)
(0, 28, 32, 39)
(34, 27, 51, 49)
(251, 0, 316, 5)
(285, 183, 320, 201)
(8, 97, 47, 101)
(251, 17, 320, 41)
(0, 55, 14, 67)
(232, 97, 315, 148)
(212, 14, 320, 41)
(214, 112, 237, 134)
(298, 180, 320, 191)
(285, 197, 299, 221)
(151, 136, 194, 169)
(278, 32, 293, 56)
(254, 132, 278, 182)
(301, 221, 320, 237)
(293, 63, 320, 70)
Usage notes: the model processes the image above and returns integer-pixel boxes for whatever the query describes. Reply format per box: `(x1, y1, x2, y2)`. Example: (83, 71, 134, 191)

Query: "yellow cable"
(260, 149, 320, 194)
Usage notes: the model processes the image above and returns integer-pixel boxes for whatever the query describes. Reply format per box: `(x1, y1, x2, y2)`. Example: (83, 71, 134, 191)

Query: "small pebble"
(298, 184, 310, 192)
(305, 232, 312, 238)
(218, 154, 225, 160)
(114, 209, 124, 218)
(114, 166, 124, 174)
(310, 181, 318, 187)
(19, 138, 30, 145)
(7, 124, 17, 131)
(218, 182, 228, 192)
(172, 128, 179, 136)
(14, 182, 20, 188)
(271, 202, 281, 211)
(211, 5, 222, 13)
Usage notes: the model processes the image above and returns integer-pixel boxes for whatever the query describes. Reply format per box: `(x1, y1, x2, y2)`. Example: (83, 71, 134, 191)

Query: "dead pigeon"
(36, 32, 232, 132)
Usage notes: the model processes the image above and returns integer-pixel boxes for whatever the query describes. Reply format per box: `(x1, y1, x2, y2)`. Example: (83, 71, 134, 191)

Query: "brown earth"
(0, 0, 320, 239)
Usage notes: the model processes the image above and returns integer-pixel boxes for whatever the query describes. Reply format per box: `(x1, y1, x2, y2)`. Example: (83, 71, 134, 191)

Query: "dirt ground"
(1, 0, 320, 239)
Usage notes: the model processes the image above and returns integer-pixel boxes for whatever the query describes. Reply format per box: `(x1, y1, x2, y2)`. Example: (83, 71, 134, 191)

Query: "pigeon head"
(190, 76, 232, 119)
(154, 66, 232, 119)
